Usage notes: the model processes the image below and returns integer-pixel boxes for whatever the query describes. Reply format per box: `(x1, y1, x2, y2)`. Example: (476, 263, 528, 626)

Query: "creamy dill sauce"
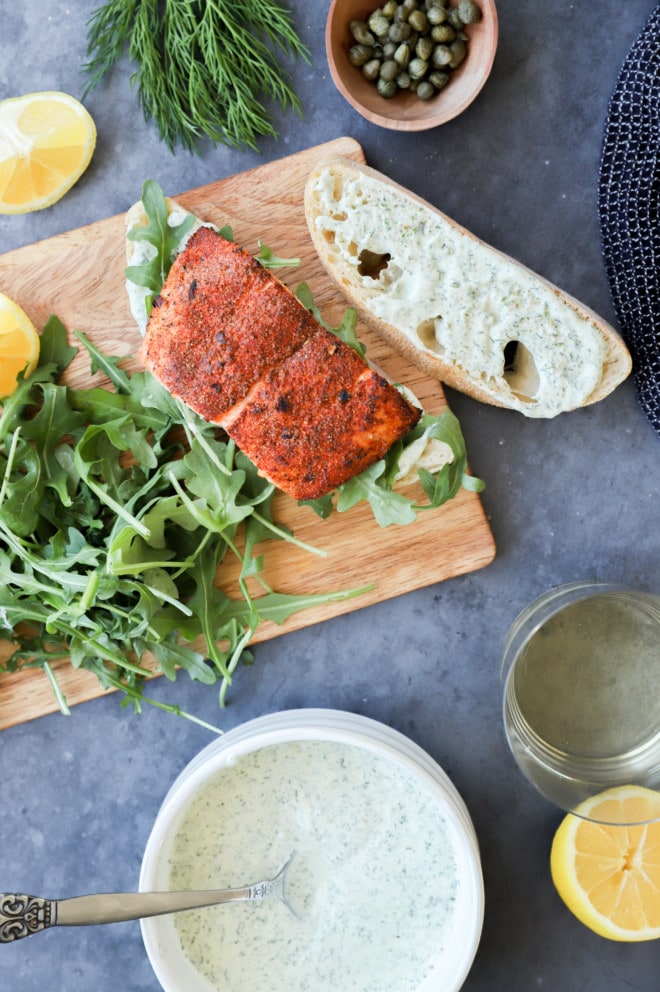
(309, 170, 608, 417)
(167, 739, 459, 992)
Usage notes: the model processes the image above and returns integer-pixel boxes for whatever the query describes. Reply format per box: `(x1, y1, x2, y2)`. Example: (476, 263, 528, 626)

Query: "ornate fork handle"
(0, 851, 297, 942)
(0, 894, 55, 943)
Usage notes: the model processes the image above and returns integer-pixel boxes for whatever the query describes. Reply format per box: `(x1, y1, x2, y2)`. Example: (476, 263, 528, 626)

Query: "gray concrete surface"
(1, 1, 659, 989)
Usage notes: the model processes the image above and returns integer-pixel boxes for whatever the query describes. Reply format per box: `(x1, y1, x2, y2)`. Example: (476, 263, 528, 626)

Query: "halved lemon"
(550, 785, 660, 941)
(0, 91, 96, 214)
(0, 292, 40, 398)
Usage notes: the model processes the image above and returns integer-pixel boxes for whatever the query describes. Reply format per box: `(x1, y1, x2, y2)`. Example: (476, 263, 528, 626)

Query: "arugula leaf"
(296, 282, 366, 357)
(413, 410, 486, 508)
(74, 330, 132, 393)
(0, 433, 43, 537)
(182, 440, 253, 531)
(337, 462, 418, 527)
(39, 315, 79, 372)
(298, 492, 334, 520)
(125, 179, 197, 321)
(20, 384, 87, 506)
(127, 180, 196, 285)
(256, 241, 301, 270)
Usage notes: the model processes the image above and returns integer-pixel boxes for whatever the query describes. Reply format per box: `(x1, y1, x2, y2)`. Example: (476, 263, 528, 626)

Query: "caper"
(348, 44, 374, 67)
(431, 24, 455, 43)
(396, 70, 412, 89)
(426, 5, 448, 25)
(415, 35, 433, 61)
(408, 56, 428, 79)
(432, 44, 453, 67)
(382, 41, 397, 58)
(376, 77, 398, 98)
(448, 38, 467, 68)
(458, 0, 482, 25)
(429, 70, 450, 91)
(394, 42, 411, 68)
(416, 81, 435, 100)
(380, 58, 399, 82)
(349, 20, 375, 46)
(388, 21, 411, 43)
(401, 0, 419, 12)
(362, 58, 382, 81)
(382, 0, 398, 17)
(448, 9, 463, 30)
(408, 9, 427, 33)
(368, 12, 391, 37)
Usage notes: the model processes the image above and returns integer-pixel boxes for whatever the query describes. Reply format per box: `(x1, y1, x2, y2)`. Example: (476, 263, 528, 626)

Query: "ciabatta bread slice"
(304, 155, 631, 418)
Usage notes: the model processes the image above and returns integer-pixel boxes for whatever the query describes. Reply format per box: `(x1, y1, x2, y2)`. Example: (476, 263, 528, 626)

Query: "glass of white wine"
(502, 581, 660, 825)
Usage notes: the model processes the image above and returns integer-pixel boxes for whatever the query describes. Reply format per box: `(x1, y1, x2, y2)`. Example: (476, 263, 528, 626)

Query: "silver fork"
(0, 851, 297, 943)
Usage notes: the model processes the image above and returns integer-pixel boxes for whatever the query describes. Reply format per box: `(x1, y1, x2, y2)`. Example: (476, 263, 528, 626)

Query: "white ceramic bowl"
(140, 709, 484, 992)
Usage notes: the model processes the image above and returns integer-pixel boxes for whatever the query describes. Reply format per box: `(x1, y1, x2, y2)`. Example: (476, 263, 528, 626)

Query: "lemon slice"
(0, 292, 40, 397)
(0, 91, 96, 214)
(550, 785, 660, 941)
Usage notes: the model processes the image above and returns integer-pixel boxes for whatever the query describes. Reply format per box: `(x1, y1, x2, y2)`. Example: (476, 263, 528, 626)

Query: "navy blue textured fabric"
(599, 5, 660, 438)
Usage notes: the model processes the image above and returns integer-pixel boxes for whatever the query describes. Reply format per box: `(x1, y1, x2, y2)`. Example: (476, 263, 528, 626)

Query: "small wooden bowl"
(326, 0, 498, 130)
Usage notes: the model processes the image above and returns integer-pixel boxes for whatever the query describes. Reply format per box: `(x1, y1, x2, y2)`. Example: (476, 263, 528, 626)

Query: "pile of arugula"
(0, 183, 483, 724)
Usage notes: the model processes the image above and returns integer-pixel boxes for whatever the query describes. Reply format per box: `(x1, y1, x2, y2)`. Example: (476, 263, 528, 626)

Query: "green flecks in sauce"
(167, 739, 458, 992)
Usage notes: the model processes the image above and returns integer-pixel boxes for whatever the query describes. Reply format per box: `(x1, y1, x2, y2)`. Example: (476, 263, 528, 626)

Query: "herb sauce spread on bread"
(306, 159, 630, 418)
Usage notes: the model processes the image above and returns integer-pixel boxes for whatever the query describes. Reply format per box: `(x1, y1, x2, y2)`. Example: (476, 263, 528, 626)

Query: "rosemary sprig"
(83, 0, 310, 153)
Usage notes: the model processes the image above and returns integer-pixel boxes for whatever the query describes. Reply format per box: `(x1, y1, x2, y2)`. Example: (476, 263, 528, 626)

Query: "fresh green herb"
(83, 0, 311, 152)
(295, 283, 366, 358)
(0, 317, 370, 725)
(255, 241, 302, 270)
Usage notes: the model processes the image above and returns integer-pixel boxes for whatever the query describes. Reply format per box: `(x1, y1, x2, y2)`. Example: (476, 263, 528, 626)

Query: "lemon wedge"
(550, 785, 660, 941)
(0, 292, 40, 397)
(0, 91, 96, 214)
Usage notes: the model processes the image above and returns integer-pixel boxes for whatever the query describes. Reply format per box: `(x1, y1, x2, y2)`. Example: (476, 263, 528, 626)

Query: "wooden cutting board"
(0, 136, 495, 729)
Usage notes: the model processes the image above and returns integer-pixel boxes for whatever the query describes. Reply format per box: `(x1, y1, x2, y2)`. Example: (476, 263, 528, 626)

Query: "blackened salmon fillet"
(139, 226, 319, 421)
(139, 226, 420, 500)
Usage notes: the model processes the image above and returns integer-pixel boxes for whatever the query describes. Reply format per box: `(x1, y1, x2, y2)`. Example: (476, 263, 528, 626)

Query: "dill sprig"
(83, 0, 310, 153)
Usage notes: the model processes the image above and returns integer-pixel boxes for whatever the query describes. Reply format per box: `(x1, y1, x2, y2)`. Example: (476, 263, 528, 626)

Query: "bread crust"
(304, 155, 632, 417)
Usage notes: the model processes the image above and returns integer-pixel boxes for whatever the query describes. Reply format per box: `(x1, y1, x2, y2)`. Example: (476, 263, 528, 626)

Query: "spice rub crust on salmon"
(226, 327, 421, 500)
(139, 226, 421, 500)
(139, 226, 319, 421)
